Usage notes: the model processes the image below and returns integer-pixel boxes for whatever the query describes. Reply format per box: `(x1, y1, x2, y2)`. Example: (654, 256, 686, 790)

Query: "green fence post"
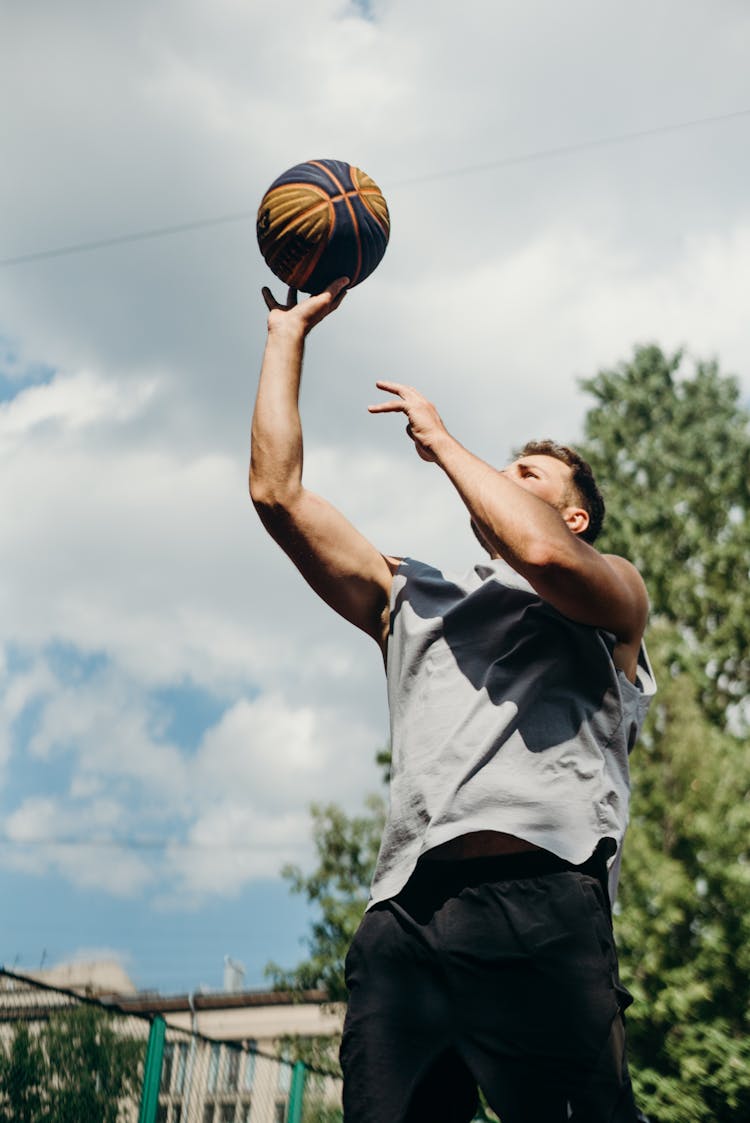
(287, 1059, 307, 1123)
(138, 1016, 166, 1123)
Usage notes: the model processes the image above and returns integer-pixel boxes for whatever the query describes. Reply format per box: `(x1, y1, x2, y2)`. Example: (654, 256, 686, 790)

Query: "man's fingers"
(329, 279, 350, 311)
(262, 284, 298, 311)
(263, 279, 349, 319)
(375, 379, 411, 396)
(320, 277, 350, 314)
(368, 399, 407, 414)
(262, 286, 280, 311)
(369, 380, 423, 414)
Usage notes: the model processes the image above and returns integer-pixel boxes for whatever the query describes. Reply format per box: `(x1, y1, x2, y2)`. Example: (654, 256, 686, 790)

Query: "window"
(202, 1044, 252, 1123)
(277, 1058, 292, 1093)
(243, 1043, 257, 1090)
(274, 1103, 287, 1123)
(174, 1042, 188, 1093)
(224, 1047, 240, 1091)
(160, 1043, 174, 1093)
(207, 1043, 221, 1093)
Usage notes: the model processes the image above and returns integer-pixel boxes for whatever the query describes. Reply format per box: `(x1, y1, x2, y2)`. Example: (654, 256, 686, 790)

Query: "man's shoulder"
(600, 553, 650, 614)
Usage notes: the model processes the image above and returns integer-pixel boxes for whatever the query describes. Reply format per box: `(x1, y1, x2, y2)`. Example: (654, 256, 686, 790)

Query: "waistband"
(396, 845, 610, 908)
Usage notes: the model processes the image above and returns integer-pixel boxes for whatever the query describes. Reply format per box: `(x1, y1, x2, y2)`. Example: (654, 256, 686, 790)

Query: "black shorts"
(340, 851, 643, 1123)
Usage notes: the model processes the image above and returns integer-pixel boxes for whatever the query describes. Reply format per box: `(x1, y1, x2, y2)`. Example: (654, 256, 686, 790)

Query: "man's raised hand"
(369, 381, 450, 463)
(262, 277, 349, 338)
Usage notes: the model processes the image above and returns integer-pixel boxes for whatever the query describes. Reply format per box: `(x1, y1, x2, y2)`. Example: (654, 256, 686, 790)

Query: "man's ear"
(563, 506, 590, 537)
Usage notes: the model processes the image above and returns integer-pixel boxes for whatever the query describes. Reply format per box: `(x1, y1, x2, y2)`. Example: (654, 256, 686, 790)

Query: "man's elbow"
(249, 463, 280, 505)
(248, 468, 270, 509)
(248, 471, 299, 531)
(520, 535, 579, 575)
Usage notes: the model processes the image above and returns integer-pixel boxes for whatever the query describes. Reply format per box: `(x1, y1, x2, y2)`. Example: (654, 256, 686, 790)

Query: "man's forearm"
(369, 379, 581, 573)
(434, 437, 581, 573)
(250, 325, 307, 508)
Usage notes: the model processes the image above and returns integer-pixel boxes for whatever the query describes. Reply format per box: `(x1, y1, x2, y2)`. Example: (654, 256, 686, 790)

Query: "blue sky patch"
(4, 644, 36, 676)
(0, 336, 56, 403)
(0, 745, 75, 818)
(0, 867, 311, 994)
(350, 0, 375, 20)
(149, 681, 232, 753)
(45, 642, 110, 685)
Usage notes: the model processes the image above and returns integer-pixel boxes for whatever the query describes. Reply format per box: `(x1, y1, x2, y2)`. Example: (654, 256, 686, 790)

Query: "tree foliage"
(617, 621, 750, 1122)
(300, 1073, 345, 1123)
(579, 344, 750, 727)
(265, 796, 385, 1083)
(266, 795, 385, 1004)
(0, 1003, 143, 1123)
(577, 344, 750, 1120)
(0, 1024, 45, 1123)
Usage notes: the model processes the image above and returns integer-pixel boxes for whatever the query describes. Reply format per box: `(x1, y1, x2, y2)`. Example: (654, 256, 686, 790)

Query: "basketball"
(256, 159, 390, 295)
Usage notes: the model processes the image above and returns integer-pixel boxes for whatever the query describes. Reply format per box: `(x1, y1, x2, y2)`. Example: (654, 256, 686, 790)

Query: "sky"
(1, 0, 750, 995)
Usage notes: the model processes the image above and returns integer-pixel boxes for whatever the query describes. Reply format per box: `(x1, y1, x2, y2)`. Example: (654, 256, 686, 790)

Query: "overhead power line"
(1, 105, 749, 269)
(389, 105, 750, 186)
(0, 211, 257, 268)
(0, 834, 264, 851)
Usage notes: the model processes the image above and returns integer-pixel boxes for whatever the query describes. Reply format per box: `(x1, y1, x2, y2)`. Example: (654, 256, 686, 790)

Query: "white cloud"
(22, 664, 188, 801)
(1, 662, 56, 719)
(191, 693, 376, 810)
(0, 369, 157, 440)
(4, 796, 153, 897)
(575, 223, 750, 376)
(0, 650, 382, 901)
(163, 808, 313, 898)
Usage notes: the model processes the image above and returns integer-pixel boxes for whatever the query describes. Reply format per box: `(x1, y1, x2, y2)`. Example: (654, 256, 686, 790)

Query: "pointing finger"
(375, 379, 409, 396)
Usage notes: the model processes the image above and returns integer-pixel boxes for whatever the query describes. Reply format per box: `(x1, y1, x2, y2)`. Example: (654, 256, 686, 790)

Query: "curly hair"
(514, 440, 605, 544)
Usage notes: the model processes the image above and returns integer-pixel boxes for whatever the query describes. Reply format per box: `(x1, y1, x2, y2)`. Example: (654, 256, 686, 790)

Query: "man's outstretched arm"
(369, 380, 648, 660)
(250, 282, 397, 652)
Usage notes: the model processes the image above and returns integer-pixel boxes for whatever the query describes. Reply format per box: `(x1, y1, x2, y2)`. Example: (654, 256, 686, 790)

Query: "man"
(250, 278, 655, 1123)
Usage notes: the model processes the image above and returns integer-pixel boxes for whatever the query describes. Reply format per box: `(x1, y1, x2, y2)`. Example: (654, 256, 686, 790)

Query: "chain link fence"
(0, 968, 343, 1123)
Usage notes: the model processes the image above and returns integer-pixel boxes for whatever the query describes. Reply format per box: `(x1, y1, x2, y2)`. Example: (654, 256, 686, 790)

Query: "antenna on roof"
(223, 955, 246, 993)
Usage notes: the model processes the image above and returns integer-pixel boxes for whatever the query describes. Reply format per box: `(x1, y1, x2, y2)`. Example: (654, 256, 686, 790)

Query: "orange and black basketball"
(256, 159, 390, 294)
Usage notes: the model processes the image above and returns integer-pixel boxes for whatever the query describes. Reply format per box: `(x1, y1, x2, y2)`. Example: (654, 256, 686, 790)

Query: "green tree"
(300, 1070, 345, 1123)
(579, 344, 750, 1120)
(265, 795, 385, 1087)
(0, 1003, 143, 1123)
(579, 344, 750, 727)
(302, 1105, 343, 1123)
(616, 621, 750, 1122)
(0, 1024, 45, 1123)
(266, 794, 386, 1004)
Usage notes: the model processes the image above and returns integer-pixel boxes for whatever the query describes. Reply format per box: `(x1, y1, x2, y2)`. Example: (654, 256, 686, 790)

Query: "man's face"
(501, 454, 573, 511)
(470, 453, 589, 555)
